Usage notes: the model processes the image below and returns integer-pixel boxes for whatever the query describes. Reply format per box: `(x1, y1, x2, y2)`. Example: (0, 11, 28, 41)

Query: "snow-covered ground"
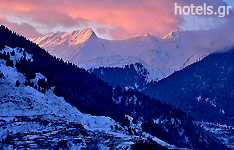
(31, 29, 234, 81)
(0, 60, 117, 130)
(196, 121, 234, 149)
(0, 46, 175, 149)
(0, 46, 33, 63)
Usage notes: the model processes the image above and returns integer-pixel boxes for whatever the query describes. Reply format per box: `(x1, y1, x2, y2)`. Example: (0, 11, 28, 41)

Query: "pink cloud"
(96, 27, 108, 35)
(0, 17, 42, 38)
(0, 0, 232, 39)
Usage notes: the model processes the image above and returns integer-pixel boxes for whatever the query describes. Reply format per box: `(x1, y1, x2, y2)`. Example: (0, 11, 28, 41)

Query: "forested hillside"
(0, 25, 227, 149)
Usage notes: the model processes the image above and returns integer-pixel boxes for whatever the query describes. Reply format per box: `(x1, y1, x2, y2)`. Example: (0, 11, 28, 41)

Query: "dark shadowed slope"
(143, 49, 234, 126)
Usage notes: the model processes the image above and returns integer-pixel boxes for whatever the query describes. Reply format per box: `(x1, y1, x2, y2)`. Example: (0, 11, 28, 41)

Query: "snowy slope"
(31, 29, 234, 81)
(0, 60, 116, 131)
(0, 46, 175, 149)
(196, 122, 234, 149)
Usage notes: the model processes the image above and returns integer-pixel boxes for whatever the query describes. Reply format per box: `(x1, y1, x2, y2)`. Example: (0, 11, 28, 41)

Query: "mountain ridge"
(31, 28, 96, 46)
(31, 28, 234, 81)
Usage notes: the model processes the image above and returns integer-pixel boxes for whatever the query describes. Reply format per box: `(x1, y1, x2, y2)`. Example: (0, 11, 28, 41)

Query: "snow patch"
(0, 46, 33, 63)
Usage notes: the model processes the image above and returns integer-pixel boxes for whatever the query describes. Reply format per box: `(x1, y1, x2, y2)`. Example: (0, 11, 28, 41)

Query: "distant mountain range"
(31, 28, 233, 81)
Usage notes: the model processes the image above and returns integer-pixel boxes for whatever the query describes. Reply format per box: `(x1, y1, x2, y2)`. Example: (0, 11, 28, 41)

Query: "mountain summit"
(32, 28, 96, 47)
(31, 28, 234, 81)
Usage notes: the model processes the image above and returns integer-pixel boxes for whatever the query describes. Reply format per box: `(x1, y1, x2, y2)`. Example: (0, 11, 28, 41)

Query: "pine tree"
(11, 50, 15, 56)
(0, 72, 3, 78)
(6, 59, 14, 67)
(16, 80, 20, 87)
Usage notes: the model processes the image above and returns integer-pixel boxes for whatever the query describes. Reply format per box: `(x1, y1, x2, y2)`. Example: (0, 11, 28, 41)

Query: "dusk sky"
(0, 0, 233, 39)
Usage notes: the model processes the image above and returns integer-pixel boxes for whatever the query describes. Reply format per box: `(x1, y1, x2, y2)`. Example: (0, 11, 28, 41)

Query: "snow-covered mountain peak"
(64, 28, 97, 44)
(31, 28, 97, 48)
(131, 33, 154, 39)
(162, 30, 184, 39)
(69, 28, 96, 39)
(143, 33, 151, 37)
